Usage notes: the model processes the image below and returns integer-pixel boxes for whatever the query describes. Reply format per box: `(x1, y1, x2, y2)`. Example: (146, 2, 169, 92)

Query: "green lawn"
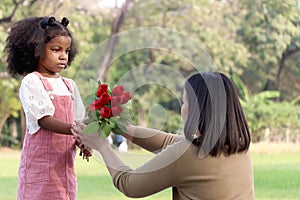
(252, 153, 300, 200)
(0, 148, 300, 200)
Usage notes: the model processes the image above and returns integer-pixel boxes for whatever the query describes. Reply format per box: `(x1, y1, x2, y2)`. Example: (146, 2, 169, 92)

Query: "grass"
(0, 143, 300, 200)
(252, 154, 300, 200)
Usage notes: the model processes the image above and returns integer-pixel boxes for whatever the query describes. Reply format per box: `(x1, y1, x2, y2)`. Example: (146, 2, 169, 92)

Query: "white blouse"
(19, 73, 86, 134)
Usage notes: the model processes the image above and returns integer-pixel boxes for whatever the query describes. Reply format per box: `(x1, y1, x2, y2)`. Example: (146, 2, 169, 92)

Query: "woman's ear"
(61, 17, 69, 27)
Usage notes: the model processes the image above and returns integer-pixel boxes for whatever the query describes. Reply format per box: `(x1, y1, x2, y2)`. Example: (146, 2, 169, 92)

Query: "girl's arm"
(38, 115, 73, 135)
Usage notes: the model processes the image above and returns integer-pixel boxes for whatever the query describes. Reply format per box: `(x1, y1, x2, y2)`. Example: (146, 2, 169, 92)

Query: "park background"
(0, 0, 300, 199)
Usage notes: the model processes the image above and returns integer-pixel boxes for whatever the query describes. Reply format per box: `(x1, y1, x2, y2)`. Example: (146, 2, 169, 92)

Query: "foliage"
(232, 73, 300, 142)
(238, 0, 300, 98)
(0, 0, 299, 147)
(0, 77, 21, 144)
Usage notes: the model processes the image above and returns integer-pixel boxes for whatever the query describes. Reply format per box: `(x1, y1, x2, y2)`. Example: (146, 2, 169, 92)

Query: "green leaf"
(83, 121, 100, 134)
(89, 79, 98, 91)
(107, 118, 116, 128)
(87, 111, 98, 121)
(112, 123, 127, 135)
(102, 124, 112, 137)
(85, 94, 97, 105)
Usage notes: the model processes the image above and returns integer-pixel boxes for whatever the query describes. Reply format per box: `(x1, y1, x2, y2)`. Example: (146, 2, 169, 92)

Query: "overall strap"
(33, 71, 53, 91)
(61, 78, 73, 94)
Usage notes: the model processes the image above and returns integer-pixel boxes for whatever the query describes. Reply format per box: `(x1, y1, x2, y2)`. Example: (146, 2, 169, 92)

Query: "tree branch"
(97, 0, 133, 81)
(0, 0, 25, 24)
(276, 46, 300, 92)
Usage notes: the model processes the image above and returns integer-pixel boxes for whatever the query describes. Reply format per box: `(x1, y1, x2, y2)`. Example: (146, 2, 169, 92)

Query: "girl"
(5, 16, 91, 200)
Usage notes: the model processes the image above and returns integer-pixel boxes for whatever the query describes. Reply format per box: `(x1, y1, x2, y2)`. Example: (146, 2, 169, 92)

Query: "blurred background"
(0, 0, 299, 148)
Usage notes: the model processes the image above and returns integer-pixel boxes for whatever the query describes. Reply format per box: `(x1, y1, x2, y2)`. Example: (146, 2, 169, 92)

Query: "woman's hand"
(72, 122, 128, 177)
(71, 121, 110, 153)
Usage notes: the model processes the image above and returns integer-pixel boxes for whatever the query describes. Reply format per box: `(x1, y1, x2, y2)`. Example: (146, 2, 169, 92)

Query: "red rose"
(111, 105, 123, 116)
(112, 85, 124, 96)
(111, 96, 122, 106)
(120, 92, 131, 104)
(90, 99, 103, 111)
(96, 84, 108, 97)
(98, 93, 111, 106)
(100, 106, 112, 118)
(89, 93, 111, 111)
(89, 103, 97, 111)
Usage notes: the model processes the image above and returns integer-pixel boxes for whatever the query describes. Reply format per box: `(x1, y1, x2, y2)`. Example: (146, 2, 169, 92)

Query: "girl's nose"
(60, 52, 68, 60)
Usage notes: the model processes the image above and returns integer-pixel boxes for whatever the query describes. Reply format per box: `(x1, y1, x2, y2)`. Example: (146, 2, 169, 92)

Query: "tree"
(1, 0, 299, 147)
(0, 73, 21, 143)
(238, 0, 300, 99)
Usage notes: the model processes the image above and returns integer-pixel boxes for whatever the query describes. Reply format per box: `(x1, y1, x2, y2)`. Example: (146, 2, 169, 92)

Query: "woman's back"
(113, 128, 254, 200)
(174, 144, 254, 199)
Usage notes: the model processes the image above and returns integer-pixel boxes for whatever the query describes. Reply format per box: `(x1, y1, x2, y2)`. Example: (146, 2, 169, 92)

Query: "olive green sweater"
(113, 126, 255, 200)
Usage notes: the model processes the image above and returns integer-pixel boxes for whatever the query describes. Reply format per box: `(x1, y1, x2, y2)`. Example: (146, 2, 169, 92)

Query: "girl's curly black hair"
(5, 16, 78, 77)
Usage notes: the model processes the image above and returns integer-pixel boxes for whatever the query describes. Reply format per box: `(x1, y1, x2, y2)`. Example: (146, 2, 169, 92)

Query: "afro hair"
(5, 16, 78, 77)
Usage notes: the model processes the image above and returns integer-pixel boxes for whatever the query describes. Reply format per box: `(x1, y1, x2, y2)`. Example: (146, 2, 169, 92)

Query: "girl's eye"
(52, 49, 59, 52)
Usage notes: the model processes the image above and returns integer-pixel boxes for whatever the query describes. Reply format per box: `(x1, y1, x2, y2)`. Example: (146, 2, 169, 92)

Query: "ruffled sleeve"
(19, 73, 55, 134)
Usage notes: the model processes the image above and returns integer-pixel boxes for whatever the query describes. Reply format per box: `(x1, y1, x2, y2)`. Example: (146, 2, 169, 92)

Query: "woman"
(76, 72, 255, 199)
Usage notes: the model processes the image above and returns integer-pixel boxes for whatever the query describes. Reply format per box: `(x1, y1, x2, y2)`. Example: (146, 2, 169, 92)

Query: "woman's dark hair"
(5, 16, 78, 77)
(184, 72, 251, 157)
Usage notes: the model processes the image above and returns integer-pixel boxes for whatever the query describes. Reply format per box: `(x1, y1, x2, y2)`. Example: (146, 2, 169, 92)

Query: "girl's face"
(181, 89, 189, 122)
(38, 35, 71, 77)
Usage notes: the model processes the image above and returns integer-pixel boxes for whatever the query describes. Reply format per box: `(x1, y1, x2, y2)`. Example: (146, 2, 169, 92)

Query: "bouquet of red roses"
(83, 79, 131, 137)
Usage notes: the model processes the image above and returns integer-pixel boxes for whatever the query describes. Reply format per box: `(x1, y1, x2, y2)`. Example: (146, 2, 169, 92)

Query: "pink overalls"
(18, 72, 77, 200)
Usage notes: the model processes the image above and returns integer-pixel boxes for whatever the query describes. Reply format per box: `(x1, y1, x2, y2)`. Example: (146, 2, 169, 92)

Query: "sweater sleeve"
(131, 126, 184, 153)
(112, 140, 191, 198)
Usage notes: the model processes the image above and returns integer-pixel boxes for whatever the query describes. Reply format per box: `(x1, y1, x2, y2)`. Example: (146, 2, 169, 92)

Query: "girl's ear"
(61, 17, 69, 27)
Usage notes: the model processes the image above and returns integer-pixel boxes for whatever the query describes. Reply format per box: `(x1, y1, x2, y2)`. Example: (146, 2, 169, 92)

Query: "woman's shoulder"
(158, 139, 194, 159)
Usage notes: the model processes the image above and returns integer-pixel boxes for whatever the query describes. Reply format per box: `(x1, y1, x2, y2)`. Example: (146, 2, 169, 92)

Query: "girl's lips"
(57, 63, 66, 68)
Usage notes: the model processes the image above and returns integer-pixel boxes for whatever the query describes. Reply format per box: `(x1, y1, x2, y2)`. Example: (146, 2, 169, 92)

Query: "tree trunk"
(20, 108, 26, 148)
(0, 112, 10, 141)
(276, 47, 300, 100)
(97, 0, 133, 82)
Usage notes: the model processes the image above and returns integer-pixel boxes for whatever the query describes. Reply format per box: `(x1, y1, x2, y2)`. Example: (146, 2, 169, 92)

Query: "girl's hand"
(75, 137, 92, 161)
(72, 122, 92, 161)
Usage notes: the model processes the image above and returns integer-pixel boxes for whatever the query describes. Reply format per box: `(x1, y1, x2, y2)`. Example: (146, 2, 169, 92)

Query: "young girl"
(5, 16, 91, 200)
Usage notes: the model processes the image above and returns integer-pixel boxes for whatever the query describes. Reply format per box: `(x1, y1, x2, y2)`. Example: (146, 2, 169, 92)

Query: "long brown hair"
(184, 72, 251, 157)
